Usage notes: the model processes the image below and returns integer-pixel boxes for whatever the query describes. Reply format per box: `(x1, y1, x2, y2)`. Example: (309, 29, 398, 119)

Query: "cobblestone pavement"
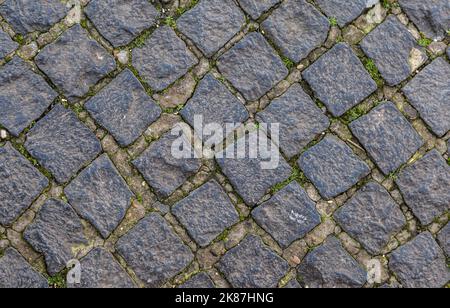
(0, 0, 449, 289)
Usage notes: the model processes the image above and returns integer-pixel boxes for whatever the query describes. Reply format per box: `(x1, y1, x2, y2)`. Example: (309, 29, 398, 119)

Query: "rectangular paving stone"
(24, 198, 88, 276)
(252, 182, 321, 248)
(237, 0, 280, 20)
(217, 32, 288, 101)
(179, 272, 215, 289)
(85, 0, 160, 47)
(349, 102, 424, 175)
(303, 43, 377, 117)
(437, 223, 449, 257)
(132, 26, 198, 91)
(0, 56, 58, 137)
(395, 150, 450, 226)
(0, 29, 18, 59)
(261, 0, 330, 63)
(0, 142, 48, 226)
(218, 234, 289, 288)
(116, 213, 194, 287)
(360, 15, 428, 86)
(389, 232, 448, 288)
(315, 0, 376, 27)
(24, 104, 102, 184)
(403, 57, 450, 137)
(35, 24, 116, 102)
(177, 0, 245, 57)
(256, 83, 329, 159)
(172, 180, 239, 247)
(298, 135, 371, 200)
(334, 182, 406, 255)
(85, 69, 161, 147)
(64, 154, 134, 239)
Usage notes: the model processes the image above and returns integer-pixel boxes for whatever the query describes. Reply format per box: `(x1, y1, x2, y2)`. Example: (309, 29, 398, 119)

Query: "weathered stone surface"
(256, 83, 329, 159)
(298, 135, 371, 200)
(0, 248, 48, 288)
(132, 26, 198, 91)
(403, 57, 450, 137)
(261, 0, 330, 63)
(64, 154, 134, 239)
(85, 69, 161, 147)
(172, 180, 239, 247)
(237, 0, 280, 20)
(132, 131, 201, 198)
(437, 223, 449, 257)
(0, 57, 57, 137)
(218, 234, 289, 288)
(0, 0, 68, 35)
(177, 0, 245, 57)
(179, 272, 215, 288)
(350, 102, 424, 175)
(0, 29, 18, 59)
(0, 142, 48, 226)
(217, 32, 288, 101)
(116, 213, 194, 287)
(334, 182, 406, 255)
(360, 15, 428, 86)
(284, 278, 301, 288)
(85, 0, 160, 47)
(395, 150, 450, 225)
(398, 0, 450, 40)
(35, 24, 116, 101)
(298, 236, 367, 288)
(25, 104, 102, 184)
(315, 0, 377, 27)
(69, 248, 135, 288)
(24, 199, 87, 275)
(389, 232, 448, 288)
(303, 43, 377, 117)
(252, 182, 321, 248)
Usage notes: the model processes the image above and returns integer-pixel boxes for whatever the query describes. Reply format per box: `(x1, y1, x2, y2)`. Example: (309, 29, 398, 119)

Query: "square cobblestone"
(303, 43, 378, 117)
(218, 234, 289, 288)
(437, 223, 449, 257)
(395, 150, 450, 226)
(315, 0, 374, 27)
(172, 180, 239, 247)
(252, 182, 321, 248)
(298, 135, 371, 200)
(132, 26, 198, 92)
(350, 102, 424, 175)
(35, 24, 116, 102)
(177, 0, 245, 57)
(24, 104, 102, 184)
(217, 32, 288, 101)
(85, 0, 160, 47)
(179, 272, 215, 288)
(0, 142, 48, 226)
(237, 0, 280, 20)
(0, 29, 18, 59)
(116, 213, 194, 287)
(261, 0, 330, 63)
(0, 57, 57, 137)
(85, 69, 161, 147)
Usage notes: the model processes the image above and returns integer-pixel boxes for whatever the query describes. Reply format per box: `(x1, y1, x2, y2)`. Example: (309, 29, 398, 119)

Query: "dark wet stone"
(24, 198, 87, 275)
(395, 150, 450, 225)
(0, 248, 48, 288)
(179, 272, 215, 289)
(35, 24, 116, 102)
(0, 29, 18, 59)
(218, 234, 289, 288)
(177, 0, 245, 57)
(25, 104, 102, 184)
(298, 135, 371, 200)
(334, 182, 406, 255)
(298, 236, 367, 288)
(85, 0, 160, 47)
(237, 0, 280, 20)
(0, 57, 57, 137)
(252, 182, 321, 248)
(132, 26, 198, 91)
(303, 43, 377, 117)
(116, 213, 194, 287)
(403, 57, 450, 137)
(64, 154, 134, 239)
(217, 32, 288, 101)
(315, 0, 375, 27)
(389, 232, 448, 288)
(437, 223, 450, 257)
(350, 102, 424, 175)
(85, 69, 161, 147)
(261, 0, 330, 63)
(0, 142, 48, 226)
(172, 180, 239, 247)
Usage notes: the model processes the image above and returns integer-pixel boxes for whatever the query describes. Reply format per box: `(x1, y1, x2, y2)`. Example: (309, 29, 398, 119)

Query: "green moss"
(418, 36, 432, 47)
(48, 271, 67, 288)
(271, 167, 307, 194)
(176, 0, 199, 16)
(164, 17, 177, 29)
(363, 58, 383, 87)
(341, 105, 366, 124)
(329, 17, 338, 27)
(13, 34, 24, 45)
(281, 56, 295, 70)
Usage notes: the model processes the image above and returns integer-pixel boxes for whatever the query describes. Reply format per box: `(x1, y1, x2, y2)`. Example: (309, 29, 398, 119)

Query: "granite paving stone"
(179, 273, 215, 288)
(237, 0, 280, 20)
(437, 223, 449, 257)
(0, 29, 18, 59)
(315, 0, 378, 27)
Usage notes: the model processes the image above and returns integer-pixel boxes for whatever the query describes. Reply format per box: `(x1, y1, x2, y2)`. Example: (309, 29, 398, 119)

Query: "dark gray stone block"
(284, 278, 301, 288)
(315, 0, 375, 27)
(437, 223, 450, 257)
(179, 272, 215, 288)
(237, 0, 280, 20)
(0, 29, 18, 59)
